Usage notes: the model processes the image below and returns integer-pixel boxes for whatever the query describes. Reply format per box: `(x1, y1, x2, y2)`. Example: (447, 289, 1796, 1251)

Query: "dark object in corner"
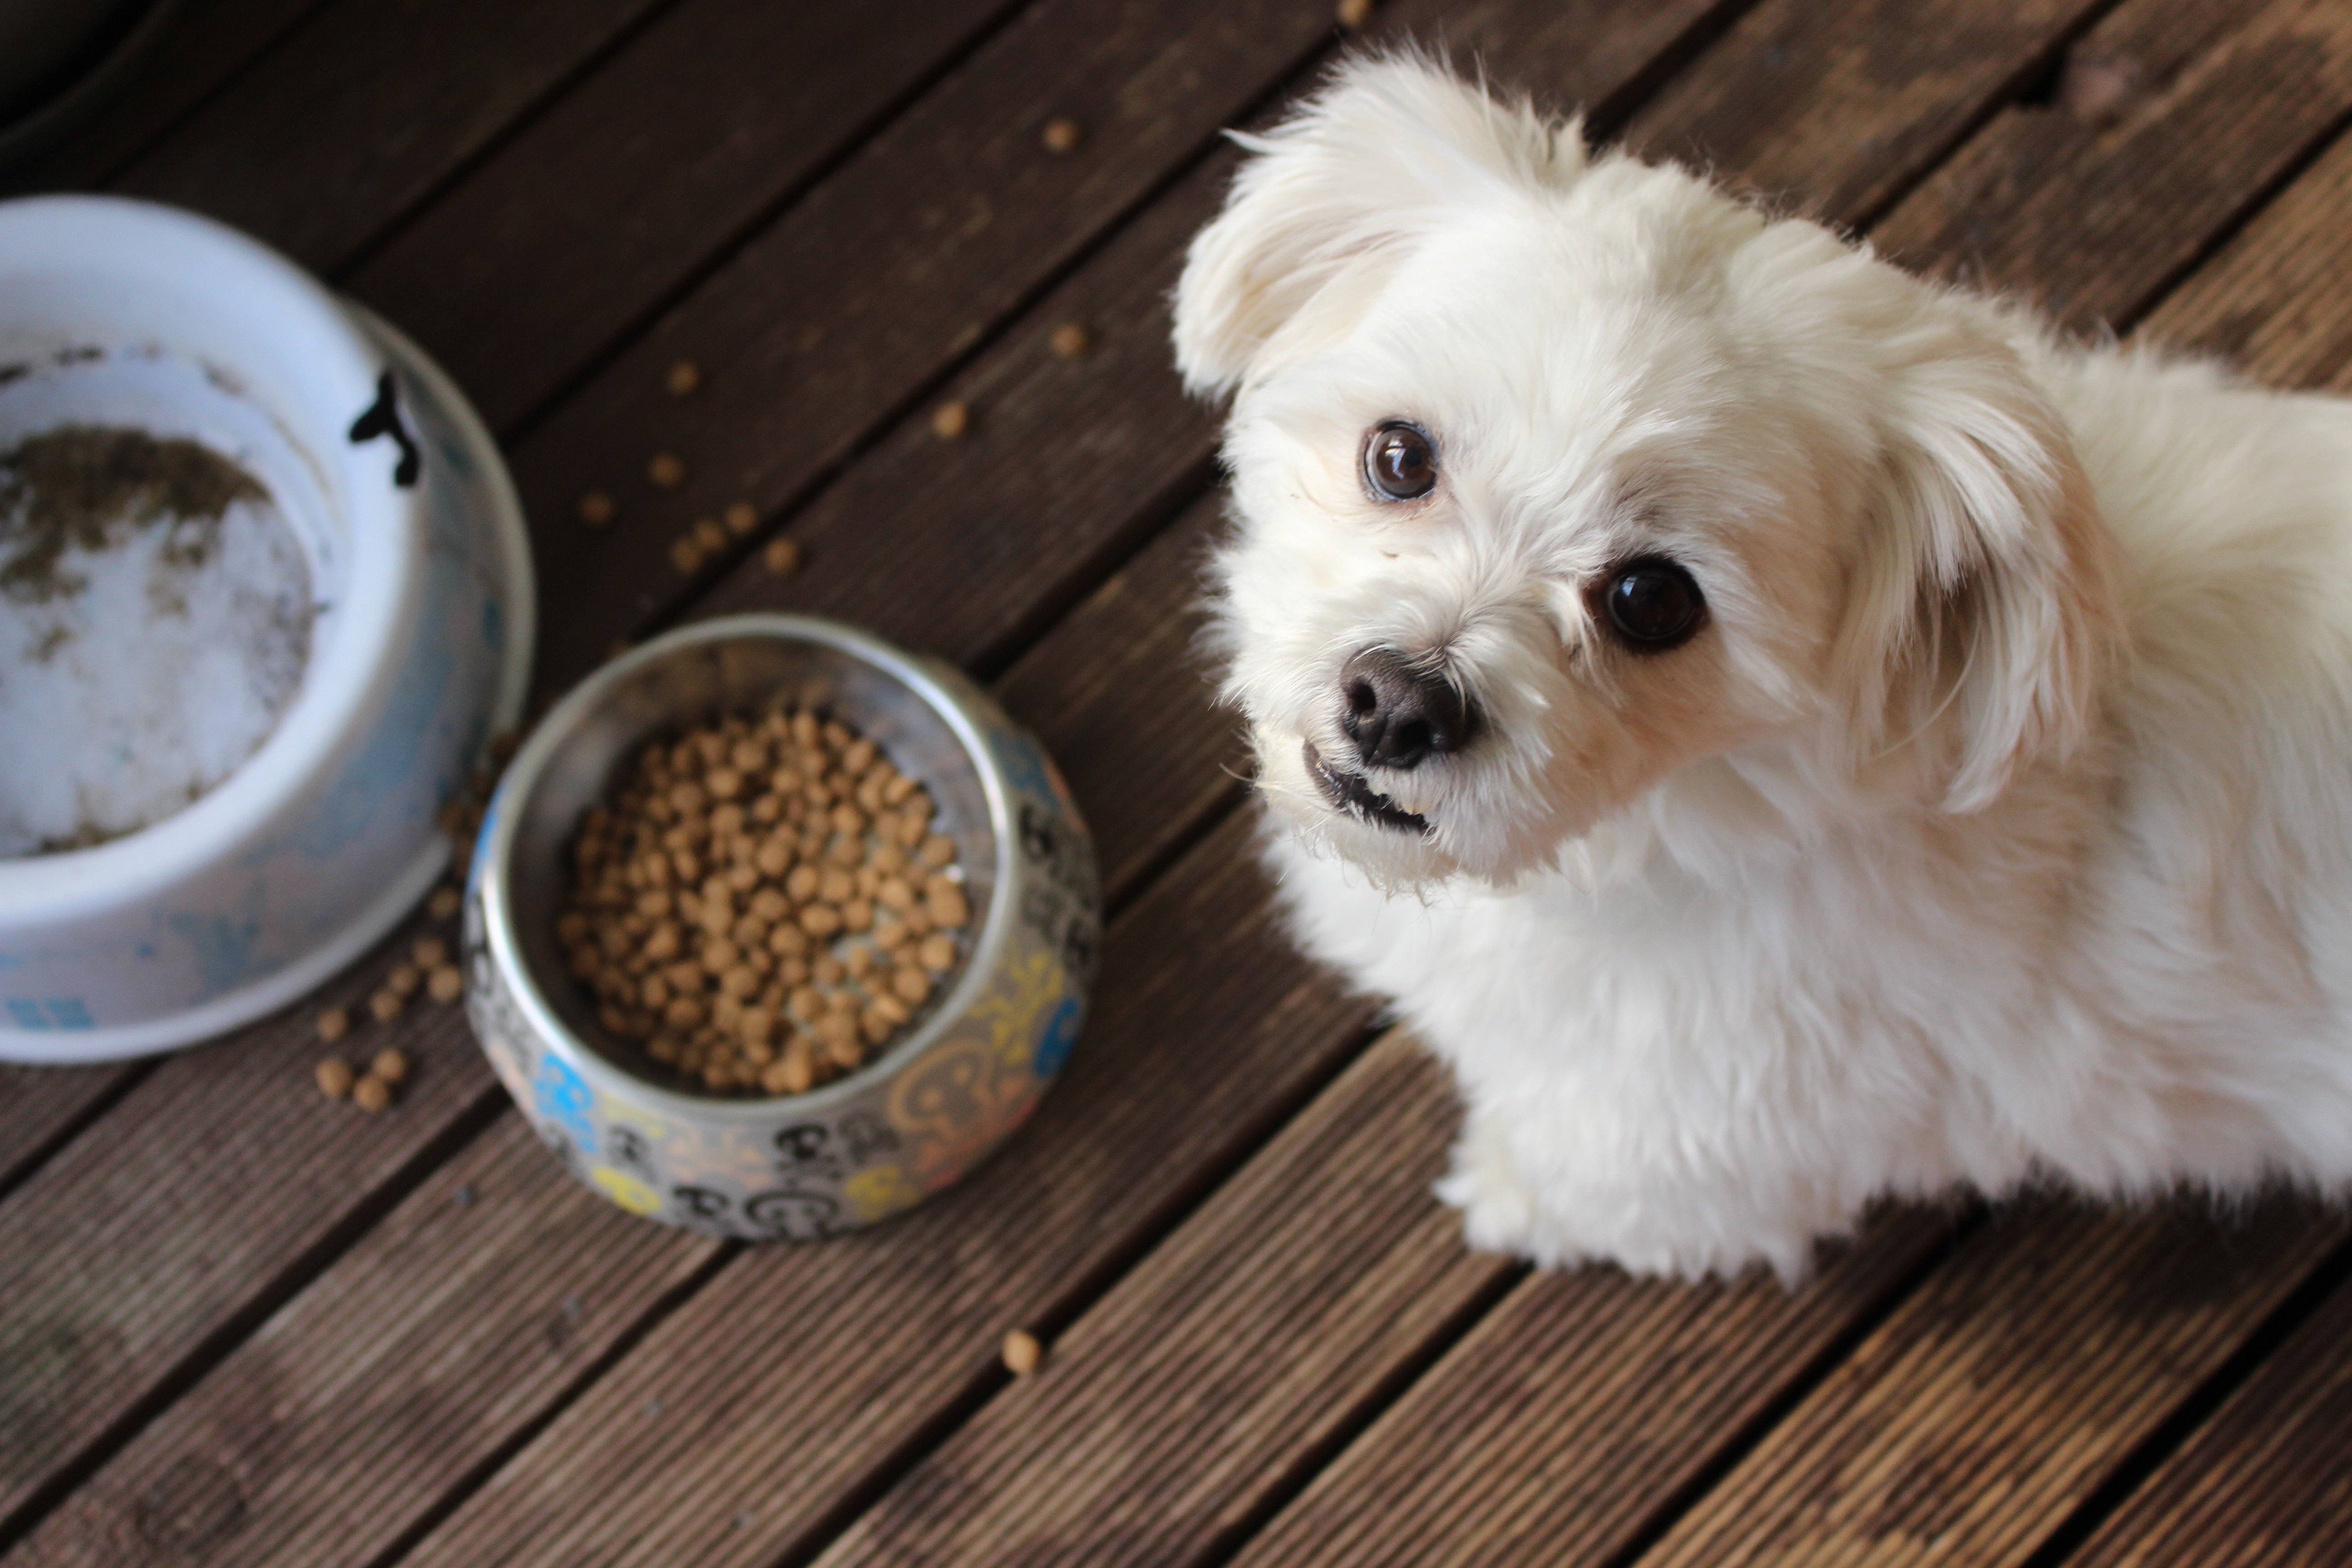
(0, 0, 181, 172)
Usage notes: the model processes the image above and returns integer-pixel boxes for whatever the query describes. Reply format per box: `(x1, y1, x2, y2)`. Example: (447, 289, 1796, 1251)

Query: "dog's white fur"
(1173, 55, 2352, 1280)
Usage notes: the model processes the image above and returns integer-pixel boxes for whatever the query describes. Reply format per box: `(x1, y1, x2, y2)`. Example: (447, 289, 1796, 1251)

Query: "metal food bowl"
(464, 615, 1099, 1240)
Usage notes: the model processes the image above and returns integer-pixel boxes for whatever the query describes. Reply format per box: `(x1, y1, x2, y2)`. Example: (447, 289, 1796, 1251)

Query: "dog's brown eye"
(1363, 422, 1437, 501)
(1603, 558, 1704, 649)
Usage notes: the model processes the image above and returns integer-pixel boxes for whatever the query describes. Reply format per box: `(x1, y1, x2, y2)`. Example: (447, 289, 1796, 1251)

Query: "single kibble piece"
(919, 932, 958, 973)
(1002, 1329, 1043, 1376)
(931, 400, 970, 440)
(1041, 117, 1083, 154)
(670, 535, 704, 574)
(429, 965, 464, 1003)
(666, 360, 701, 397)
(373, 1046, 411, 1084)
(429, 886, 462, 921)
(388, 962, 422, 998)
(1049, 323, 1090, 359)
(648, 452, 686, 489)
(316, 1006, 351, 1044)
(315, 1058, 354, 1099)
(353, 1075, 393, 1114)
(763, 537, 802, 577)
(693, 516, 728, 554)
(1336, 0, 1374, 25)
(369, 989, 403, 1024)
(413, 935, 449, 969)
(724, 500, 758, 535)
(578, 491, 616, 527)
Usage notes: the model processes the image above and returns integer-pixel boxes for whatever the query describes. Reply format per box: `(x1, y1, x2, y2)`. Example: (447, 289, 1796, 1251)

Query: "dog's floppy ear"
(1834, 301, 2122, 812)
(1172, 53, 1585, 397)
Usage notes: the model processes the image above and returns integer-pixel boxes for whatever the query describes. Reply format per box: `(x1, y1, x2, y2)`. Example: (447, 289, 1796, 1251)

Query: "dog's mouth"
(1303, 741, 1428, 833)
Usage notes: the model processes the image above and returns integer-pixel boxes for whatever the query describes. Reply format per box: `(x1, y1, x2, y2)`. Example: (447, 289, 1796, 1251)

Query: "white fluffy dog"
(1173, 54, 2352, 1280)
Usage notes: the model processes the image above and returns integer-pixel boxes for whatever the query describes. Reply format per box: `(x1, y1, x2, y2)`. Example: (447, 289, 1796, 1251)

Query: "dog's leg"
(1435, 1107, 1541, 1256)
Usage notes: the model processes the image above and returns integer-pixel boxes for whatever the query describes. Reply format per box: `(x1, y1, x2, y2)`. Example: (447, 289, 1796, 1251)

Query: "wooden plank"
(0, 914, 499, 1534)
(809, 1040, 1949, 1568)
(2133, 127, 2352, 387)
(343, 0, 1020, 432)
(1876, 0, 2352, 333)
(0, 0, 327, 195)
(10, 1115, 718, 1568)
(994, 492, 1248, 901)
(1624, 0, 2091, 224)
(0, 1066, 137, 1196)
(810, 1031, 1511, 1568)
(2063, 1266, 2352, 1568)
(1634, 1198, 2344, 1568)
(108, 0, 660, 271)
(382, 809, 1373, 1568)
(1227, 1209, 1955, 1568)
(677, 147, 1236, 683)
(503, 0, 1341, 694)
(511, 0, 1734, 696)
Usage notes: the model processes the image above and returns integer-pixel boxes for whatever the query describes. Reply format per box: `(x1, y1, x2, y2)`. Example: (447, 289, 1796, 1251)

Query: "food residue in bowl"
(0, 422, 314, 856)
(557, 705, 970, 1097)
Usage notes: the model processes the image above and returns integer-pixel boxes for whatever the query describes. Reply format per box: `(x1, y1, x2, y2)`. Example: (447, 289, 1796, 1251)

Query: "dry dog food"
(557, 706, 971, 1096)
(930, 400, 970, 440)
(666, 360, 701, 397)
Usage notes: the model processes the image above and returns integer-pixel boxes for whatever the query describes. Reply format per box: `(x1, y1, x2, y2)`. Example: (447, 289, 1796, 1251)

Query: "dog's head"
(1176, 55, 2119, 887)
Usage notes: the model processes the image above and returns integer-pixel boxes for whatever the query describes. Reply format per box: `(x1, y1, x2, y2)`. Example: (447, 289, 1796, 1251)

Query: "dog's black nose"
(1338, 648, 1473, 770)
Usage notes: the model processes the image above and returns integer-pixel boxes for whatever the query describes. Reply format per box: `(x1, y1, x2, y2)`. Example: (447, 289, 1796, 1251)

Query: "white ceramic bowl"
(0, 196, 534, 1063)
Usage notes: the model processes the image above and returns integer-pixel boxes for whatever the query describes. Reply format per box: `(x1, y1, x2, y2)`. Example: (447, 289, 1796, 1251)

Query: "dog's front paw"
(1436, 1114, 1542, 1256)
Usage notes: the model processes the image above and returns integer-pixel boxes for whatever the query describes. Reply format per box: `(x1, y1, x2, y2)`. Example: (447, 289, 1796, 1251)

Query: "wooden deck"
(6, 0, 2352, 1562)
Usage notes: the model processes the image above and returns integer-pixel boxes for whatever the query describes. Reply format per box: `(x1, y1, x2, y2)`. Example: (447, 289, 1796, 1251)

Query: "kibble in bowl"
(466, 615, 1098, 1240)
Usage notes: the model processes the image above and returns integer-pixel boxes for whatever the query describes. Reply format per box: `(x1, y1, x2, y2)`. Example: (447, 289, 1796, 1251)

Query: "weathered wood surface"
(1639, 1199, 2346, 1568)
(395, 811, 1376, 1568)
(9, 0, 2352, 1564)
(11, 1117, 720, 1568)
(2137, 126, 2352, 385)
(0, 1067, 137, 1200)
(1229, 1208, 1959, 1568)
(1877, 0, 2352, 332)
(0, 956, 496, 1535)
(0, 0, 329, 194)
(343, 0, 1024, 431)
(113, 0, 665, 272)
(810, 1031, 1517, 1568)
(508, 0, 1348, 694)
(2065, 1268, 2352, 1568)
